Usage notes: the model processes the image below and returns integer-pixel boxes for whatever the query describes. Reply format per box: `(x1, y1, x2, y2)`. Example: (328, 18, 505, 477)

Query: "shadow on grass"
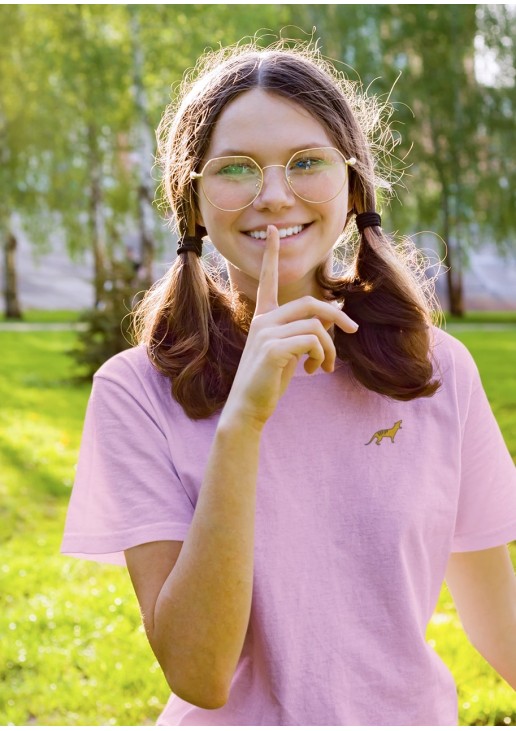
(0, 432, 71, 538)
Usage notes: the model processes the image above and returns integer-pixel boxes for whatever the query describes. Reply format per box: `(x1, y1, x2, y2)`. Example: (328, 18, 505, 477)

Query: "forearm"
(474, 618, 516, 690)
(446, 546, 516, 692)
(152, 411, 262, 708)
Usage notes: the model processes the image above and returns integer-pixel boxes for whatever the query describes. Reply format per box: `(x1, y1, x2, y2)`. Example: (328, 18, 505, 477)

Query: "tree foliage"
(1, 4, 514, 320)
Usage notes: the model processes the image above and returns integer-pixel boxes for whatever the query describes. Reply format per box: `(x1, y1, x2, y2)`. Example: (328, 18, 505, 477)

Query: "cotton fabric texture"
(61, 327, 516, 726)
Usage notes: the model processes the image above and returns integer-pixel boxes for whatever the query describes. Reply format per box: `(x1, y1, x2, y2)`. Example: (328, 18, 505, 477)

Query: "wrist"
(217, 404, 267, 438)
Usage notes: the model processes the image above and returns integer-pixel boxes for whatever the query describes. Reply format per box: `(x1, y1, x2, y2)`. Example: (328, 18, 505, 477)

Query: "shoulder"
(92, 345, 171, 407)
(428, 325, 484, 408)
(95, 345, 163, 386)
(429, 325, 479, 377)
(429, 324, 473, 362)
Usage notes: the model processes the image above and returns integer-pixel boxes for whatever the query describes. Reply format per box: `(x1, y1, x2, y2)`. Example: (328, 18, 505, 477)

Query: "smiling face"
(195, 89, 351, 305)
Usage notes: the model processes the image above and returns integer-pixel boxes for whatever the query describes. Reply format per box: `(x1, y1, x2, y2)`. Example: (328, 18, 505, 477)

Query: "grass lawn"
(0, 309, 82, 323)
(0, 327, 515, 725)
(442, 311, 516, 325)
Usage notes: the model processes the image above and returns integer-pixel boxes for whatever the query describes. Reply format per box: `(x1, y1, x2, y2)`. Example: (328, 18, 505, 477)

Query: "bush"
(70, 260, 144, 379)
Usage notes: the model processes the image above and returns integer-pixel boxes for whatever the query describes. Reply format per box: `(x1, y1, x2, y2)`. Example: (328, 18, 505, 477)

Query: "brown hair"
(133, 40, 441, 419)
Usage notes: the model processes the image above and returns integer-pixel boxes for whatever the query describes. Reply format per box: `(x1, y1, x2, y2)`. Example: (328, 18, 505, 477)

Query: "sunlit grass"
(0, 329, 515, 724)
(0, 309, 81, 323)
(442, 311, 516, 325)
(0, 332, 169, 725)
(427, 572, 516, 726)
(450, 330, 516, 460)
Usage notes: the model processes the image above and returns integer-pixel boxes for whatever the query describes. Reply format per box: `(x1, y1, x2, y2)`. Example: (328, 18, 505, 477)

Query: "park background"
(1, 3, 515, 726)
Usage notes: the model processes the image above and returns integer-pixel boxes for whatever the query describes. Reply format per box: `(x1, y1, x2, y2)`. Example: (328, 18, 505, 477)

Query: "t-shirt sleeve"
(61, 367, 194, 566)
(451, 359, 516, 552)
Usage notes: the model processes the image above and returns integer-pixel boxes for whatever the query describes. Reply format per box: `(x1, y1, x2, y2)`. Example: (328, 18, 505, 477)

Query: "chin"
(277, 263, 319, 292)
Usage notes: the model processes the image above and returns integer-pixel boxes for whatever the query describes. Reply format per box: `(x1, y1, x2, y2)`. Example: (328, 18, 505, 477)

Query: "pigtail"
(133, 225, 248, 419)
(140, 43, 442, 419)
(319, 223, 440, 400)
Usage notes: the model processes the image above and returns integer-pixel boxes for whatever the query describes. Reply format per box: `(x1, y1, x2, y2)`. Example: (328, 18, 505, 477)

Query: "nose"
(252, 165, 296, 212)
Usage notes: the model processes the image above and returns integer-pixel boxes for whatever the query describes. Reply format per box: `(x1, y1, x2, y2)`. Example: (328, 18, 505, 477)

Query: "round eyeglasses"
(190, 147, 356, 212)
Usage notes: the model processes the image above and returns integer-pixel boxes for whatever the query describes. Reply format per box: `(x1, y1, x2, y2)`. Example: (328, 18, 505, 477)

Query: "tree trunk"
(442, 193, 464, 317)
(447, 256, 464, 317)
(88, 123, 108, 308)
(129, 6, 155, 291)
(136, 183, 154, 290)
(3, 230, 22, 319)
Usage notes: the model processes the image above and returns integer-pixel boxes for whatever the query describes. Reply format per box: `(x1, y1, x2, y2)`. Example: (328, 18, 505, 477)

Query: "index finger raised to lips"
(255, 225, 280, 315)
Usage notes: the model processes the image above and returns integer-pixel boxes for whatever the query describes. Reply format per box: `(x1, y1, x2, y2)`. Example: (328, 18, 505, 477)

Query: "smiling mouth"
(245, 223, 311, 240)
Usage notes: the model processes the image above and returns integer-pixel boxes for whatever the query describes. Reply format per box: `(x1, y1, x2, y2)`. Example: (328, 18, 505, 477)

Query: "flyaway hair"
(133, 39, 441, 419)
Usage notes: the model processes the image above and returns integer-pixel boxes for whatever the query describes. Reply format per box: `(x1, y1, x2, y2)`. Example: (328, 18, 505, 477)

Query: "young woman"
(62, 42, 516, 725)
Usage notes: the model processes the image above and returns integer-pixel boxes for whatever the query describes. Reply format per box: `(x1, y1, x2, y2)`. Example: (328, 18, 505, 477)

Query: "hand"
(223, 226, 359, 429)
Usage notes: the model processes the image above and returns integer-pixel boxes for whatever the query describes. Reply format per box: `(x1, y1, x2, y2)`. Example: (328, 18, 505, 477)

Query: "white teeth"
(248, 224, 305, 240)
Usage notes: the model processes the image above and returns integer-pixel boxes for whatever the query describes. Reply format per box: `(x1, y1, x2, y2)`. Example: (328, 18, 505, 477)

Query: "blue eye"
(290, 156, 327, 173)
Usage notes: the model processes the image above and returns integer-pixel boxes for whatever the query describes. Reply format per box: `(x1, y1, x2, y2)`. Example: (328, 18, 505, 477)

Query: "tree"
(298, 5, 515, 315)
(472, 4, 516, 252)
(127, 5, 157, 291)
(40, 5, 136, 307)
(388, 6, 481, 315)
(0, 6, 33, 318)
(3, 5, 513, 321)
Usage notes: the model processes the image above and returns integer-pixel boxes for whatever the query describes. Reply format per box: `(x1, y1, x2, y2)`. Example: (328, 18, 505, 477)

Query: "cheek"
(196, 196, 227, 234)
(319, 200, 348, 238)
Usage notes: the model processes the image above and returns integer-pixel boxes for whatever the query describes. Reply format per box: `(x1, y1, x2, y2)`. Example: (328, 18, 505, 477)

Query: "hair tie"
(356, 212, 382, 233)
(177, 235, 203, 257)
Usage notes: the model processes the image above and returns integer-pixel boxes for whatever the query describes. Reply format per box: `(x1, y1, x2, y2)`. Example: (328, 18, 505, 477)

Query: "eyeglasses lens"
(200, 148, 348, 211)
(287, 149, 347, 205)
(201, 157, 261, 211)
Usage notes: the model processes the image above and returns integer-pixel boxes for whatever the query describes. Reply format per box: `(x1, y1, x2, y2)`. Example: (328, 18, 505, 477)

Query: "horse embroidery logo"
(365, 420, 403, 446)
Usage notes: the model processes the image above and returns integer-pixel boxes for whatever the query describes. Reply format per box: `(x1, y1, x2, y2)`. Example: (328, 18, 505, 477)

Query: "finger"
(272, 296, 359, 334)
(255, 225, 280, 315)
(269, 334, 326, 373)
(266, 319, 336, 371)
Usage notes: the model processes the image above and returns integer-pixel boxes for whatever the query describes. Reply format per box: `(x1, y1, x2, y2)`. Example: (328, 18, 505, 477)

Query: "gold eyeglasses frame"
(190, 147, 357, 212)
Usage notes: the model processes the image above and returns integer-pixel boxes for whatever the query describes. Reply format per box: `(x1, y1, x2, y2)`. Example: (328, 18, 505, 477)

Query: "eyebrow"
(212, 143, 331, 159)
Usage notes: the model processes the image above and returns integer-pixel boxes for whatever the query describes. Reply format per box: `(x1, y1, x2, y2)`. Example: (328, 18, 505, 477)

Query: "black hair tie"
(356, 212, 382, 233)
(177, 236, 203, 257)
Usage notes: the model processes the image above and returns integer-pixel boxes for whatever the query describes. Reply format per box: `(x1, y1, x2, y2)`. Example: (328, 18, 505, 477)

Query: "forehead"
(205, 88, 334, 159)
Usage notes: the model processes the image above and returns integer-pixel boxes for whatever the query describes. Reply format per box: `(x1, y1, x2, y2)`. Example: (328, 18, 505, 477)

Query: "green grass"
(2, 308, 516, 326)
(0, 309, 82, 324)
(0, 329, 515, 725)
(445, 330, 516, 461)
(442, 311, 516, 325)
(0, 332, 169, 725)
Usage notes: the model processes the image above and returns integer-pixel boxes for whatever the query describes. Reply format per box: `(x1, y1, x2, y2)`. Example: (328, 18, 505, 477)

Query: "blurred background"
(1, 5, 515, 726)
(0, 3, 515, 321)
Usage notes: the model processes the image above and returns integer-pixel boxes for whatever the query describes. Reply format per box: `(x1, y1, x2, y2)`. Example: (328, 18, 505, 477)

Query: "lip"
(242, 222, 314, 242)
(242, 222, 312, 234)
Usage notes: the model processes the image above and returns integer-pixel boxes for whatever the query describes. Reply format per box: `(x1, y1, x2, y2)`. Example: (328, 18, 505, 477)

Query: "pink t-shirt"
(61, 327, 516, 725)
